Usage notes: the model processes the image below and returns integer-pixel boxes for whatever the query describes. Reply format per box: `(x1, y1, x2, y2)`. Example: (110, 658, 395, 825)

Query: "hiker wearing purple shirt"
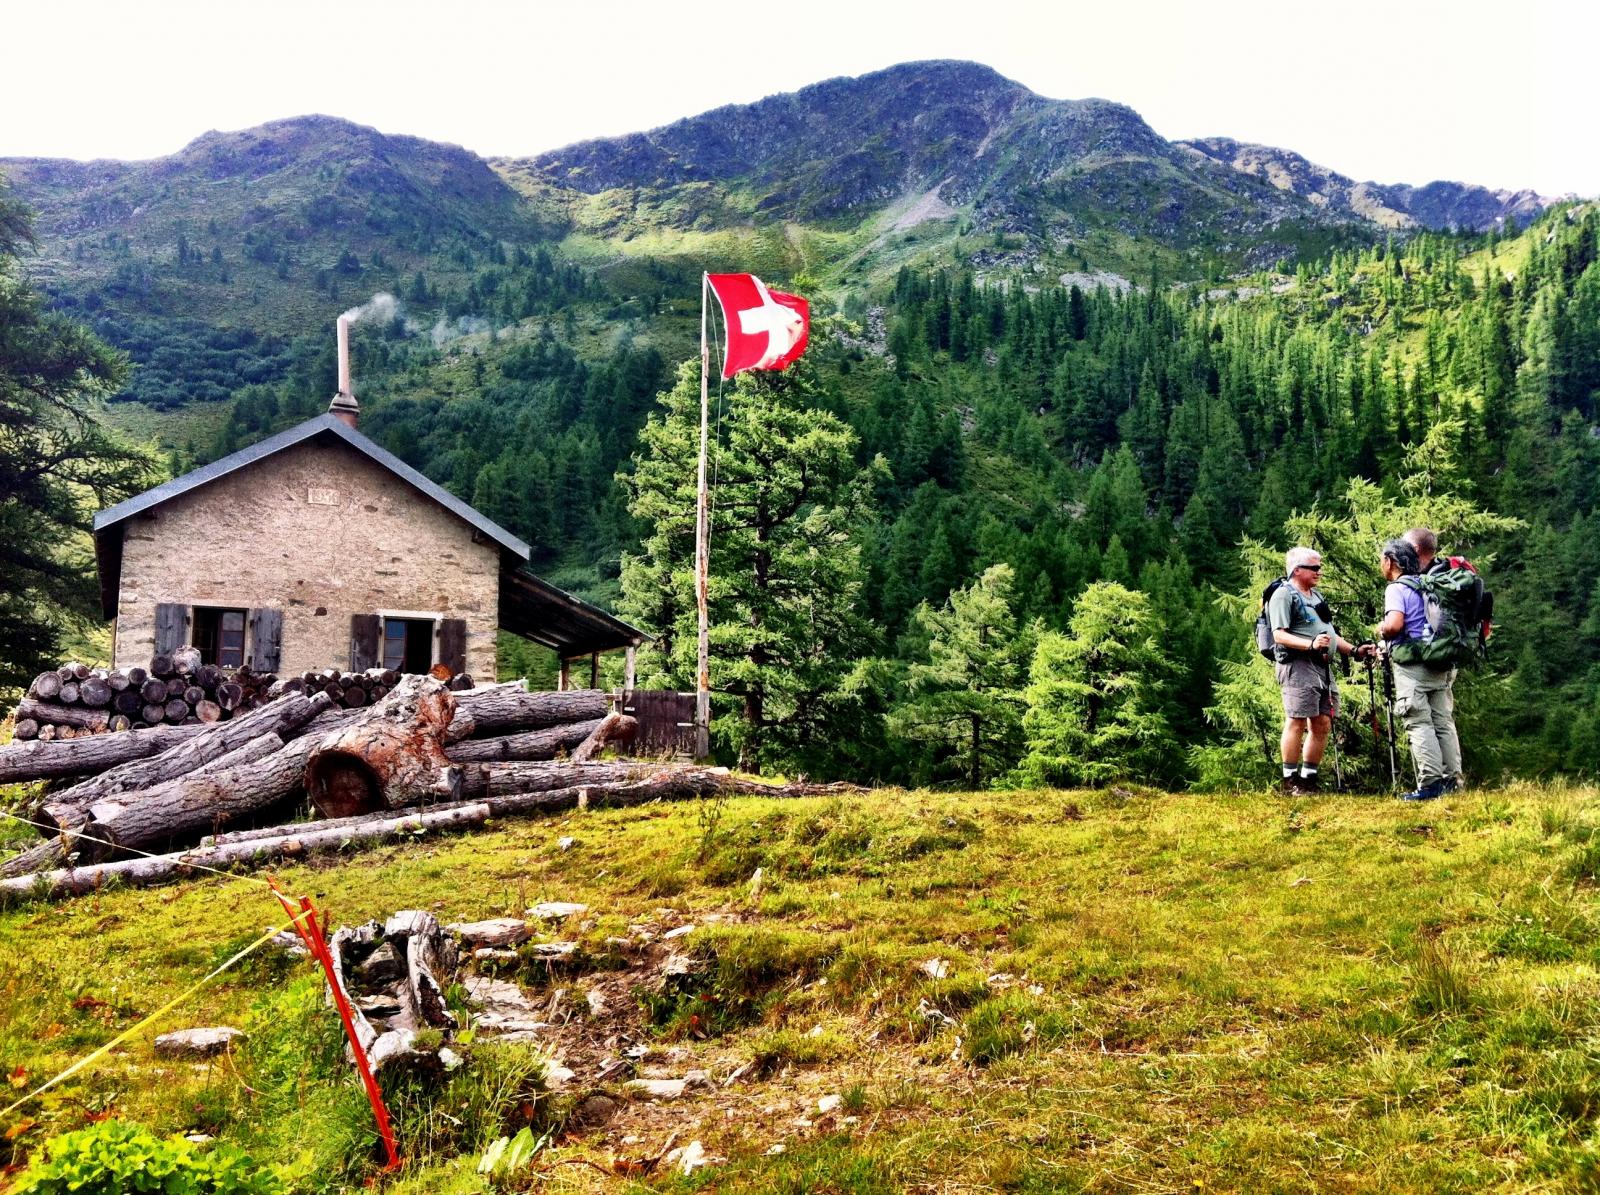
(1376, 537, 1463, 801)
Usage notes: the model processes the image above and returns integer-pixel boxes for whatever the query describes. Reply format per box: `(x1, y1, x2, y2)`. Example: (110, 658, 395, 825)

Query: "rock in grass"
(527, 901, 588, 921)
(572, 1093, 618, 1125)
(624, 1077, 688, 1100)
(153, 1027, 244, 1057)
(449, 917, 532, 948)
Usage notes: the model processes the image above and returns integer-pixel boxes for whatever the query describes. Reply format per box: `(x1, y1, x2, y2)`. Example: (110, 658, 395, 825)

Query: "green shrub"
(15, 1119, 280, 1195)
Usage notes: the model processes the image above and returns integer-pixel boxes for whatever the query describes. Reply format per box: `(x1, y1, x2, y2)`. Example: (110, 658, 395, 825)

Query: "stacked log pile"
(15, 651, 276, 741)
(0, 676, 862, 900)
(271, 668, 472, 712)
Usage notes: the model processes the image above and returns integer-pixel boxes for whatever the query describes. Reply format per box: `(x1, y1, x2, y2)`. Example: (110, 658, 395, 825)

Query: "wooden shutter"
(438, 618, 467, 676)
(153, 603, 188, 656)
(350, 614, 381, 671)
(249, 607, 283, 673)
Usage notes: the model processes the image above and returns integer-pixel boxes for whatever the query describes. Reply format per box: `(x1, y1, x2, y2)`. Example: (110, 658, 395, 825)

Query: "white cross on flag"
(706, 273, 810, 378)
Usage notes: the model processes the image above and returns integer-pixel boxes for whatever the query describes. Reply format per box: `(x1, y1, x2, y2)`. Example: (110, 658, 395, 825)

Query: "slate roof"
(93, 413, 529, 555)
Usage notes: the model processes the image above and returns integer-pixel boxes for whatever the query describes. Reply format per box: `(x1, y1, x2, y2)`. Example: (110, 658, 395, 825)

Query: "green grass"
(4, 783, 1600, 1191)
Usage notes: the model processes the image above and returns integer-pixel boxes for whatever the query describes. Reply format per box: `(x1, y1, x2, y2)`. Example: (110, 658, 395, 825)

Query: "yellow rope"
(0, 808, 275, 888)
(1, 911, 310, 1121)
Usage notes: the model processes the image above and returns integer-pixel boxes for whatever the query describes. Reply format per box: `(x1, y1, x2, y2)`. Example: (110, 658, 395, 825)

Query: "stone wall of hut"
(112, 440, 500, 680)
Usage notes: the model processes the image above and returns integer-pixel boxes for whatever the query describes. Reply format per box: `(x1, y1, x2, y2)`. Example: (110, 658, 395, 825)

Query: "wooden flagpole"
(694, 274, 711, 759)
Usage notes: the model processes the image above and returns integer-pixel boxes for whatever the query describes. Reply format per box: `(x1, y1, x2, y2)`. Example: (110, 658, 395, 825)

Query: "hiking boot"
(1280, 775, 1304, 795)
(1400, 780, 1447, 802)
(1298, 773, 1321, 794)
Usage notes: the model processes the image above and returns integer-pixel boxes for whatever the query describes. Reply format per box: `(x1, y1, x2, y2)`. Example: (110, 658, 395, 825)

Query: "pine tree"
(1014, 582, 1172, 787)
(0, 183, 157, 707)
(619, 353, 887, 773)
(891, 564, 1033, 788)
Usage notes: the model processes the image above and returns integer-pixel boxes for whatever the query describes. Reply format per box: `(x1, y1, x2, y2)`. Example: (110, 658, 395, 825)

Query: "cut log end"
(307, 754, 384, 819)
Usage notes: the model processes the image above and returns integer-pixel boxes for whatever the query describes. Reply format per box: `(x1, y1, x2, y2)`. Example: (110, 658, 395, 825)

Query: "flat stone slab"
(153, 1027, 244, 1058)
(527, 902, 588, 921)
(465, 975, 537, 1013)
(625, 1077, 689, 1100)
(450, 918, 532, 948)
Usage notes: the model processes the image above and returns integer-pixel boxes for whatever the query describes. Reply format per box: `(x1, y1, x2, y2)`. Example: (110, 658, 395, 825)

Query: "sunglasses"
(1297, 564, 1323, 573)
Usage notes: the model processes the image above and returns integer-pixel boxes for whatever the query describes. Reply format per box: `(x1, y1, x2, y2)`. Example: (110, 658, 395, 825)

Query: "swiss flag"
(706, 273, 809, 378)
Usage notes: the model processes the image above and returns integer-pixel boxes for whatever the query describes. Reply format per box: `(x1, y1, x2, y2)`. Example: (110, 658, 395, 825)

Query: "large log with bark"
(0, 732, 295, 878)
(14, 699, 109, 733)
(446, 687, 604, 740)
(73, 732, 321, 862)
(444, 713, 634, 763)
(305, 676, 459, 818)
(0, 723, 212, 785)
(458, 758, 662, 800)
(39, 692, 330, 832)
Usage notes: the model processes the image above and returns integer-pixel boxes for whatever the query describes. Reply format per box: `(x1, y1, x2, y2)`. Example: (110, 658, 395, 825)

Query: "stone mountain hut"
(93, 316, 644, 685)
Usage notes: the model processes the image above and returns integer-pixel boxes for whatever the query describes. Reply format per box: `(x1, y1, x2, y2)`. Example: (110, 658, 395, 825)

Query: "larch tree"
(619, 349, 887, 774)
(891, 564, 1033, 789)
(1014, 581, 1173, 788)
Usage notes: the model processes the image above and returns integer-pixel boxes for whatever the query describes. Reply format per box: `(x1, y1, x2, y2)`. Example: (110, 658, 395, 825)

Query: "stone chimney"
(329, 313, 358, 428)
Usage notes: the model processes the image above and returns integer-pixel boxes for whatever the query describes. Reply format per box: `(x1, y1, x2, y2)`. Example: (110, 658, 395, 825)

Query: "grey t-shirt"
(1269, 582, 1334, 647)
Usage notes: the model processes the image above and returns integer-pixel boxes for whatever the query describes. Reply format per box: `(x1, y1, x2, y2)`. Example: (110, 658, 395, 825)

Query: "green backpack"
(1391, 566, 1485, 669)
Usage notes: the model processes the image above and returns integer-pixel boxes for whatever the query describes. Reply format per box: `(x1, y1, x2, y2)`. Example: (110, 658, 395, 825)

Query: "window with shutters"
(193, 607, 248, 668)
(382, 617, 434, 674)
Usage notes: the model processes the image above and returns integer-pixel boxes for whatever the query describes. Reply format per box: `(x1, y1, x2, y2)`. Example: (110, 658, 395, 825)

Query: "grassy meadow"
(4, 783, 1600, 1192)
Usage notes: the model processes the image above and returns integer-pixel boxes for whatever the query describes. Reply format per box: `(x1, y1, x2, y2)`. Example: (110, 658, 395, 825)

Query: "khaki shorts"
(1275, 654, 1338, 720)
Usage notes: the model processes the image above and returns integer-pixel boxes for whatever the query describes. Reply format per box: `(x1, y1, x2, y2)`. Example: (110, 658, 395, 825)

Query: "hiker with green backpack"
(1375, 532, 1486, 800)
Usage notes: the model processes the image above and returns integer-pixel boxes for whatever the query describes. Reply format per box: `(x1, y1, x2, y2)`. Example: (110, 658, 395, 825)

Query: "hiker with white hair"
(1267, 546, 1374, 793)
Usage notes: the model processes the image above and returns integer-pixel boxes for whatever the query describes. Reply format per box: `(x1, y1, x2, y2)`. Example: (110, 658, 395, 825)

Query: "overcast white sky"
(3, 0, 1593, 196)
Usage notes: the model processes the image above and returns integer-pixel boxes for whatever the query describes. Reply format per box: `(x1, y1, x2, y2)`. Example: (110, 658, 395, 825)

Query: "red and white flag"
(705, 273, 809, 378)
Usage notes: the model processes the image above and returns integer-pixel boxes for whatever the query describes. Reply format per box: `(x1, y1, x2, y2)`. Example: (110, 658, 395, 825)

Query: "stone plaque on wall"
(307, 487, 340, 506)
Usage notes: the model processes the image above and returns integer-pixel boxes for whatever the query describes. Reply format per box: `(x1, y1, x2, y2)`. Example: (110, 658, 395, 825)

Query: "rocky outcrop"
(1179, 135, 1557, 232)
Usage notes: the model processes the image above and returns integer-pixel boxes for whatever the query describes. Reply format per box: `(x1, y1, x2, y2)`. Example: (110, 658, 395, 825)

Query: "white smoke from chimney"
(341, 292, 401, 326)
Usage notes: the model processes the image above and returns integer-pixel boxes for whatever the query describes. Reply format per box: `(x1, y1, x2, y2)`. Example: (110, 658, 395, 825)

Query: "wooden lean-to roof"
(93, 413, 647, 655)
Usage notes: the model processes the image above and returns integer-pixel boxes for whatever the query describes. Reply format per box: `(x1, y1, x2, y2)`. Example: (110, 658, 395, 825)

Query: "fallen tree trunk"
(0, 732, 293, 879)
(0, 804, 492, 900)
(73, 732, 323, 863)
(570, 711, 636, 762)
(459, 759, 664, 800)
(446, 718, 600, 763)
(0, 723, 211, 785)
(39, 692, 331, 832)
(445, 713, 635, 764)
(15, 699, 109, 733)
(446, 687, 605, 740)
(306, 676, 459, 818)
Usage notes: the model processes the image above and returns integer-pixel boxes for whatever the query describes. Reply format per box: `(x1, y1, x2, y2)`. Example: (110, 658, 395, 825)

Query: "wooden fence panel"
(618, 689, 697, 757)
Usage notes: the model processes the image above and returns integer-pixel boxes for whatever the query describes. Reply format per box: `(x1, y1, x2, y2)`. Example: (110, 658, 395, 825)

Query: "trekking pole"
(1379, 648, 1400, 792)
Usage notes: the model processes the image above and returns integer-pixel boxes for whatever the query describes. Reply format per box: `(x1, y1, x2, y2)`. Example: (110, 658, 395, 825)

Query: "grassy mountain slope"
(4, 783, 1600, 1190)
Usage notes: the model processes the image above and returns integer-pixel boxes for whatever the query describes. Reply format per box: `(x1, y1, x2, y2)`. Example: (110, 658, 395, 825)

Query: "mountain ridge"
(1177, 135, 1557, 231)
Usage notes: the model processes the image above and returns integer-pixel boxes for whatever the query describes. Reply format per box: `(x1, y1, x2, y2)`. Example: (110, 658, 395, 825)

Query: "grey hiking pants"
(1393, 660, 1462, 786)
